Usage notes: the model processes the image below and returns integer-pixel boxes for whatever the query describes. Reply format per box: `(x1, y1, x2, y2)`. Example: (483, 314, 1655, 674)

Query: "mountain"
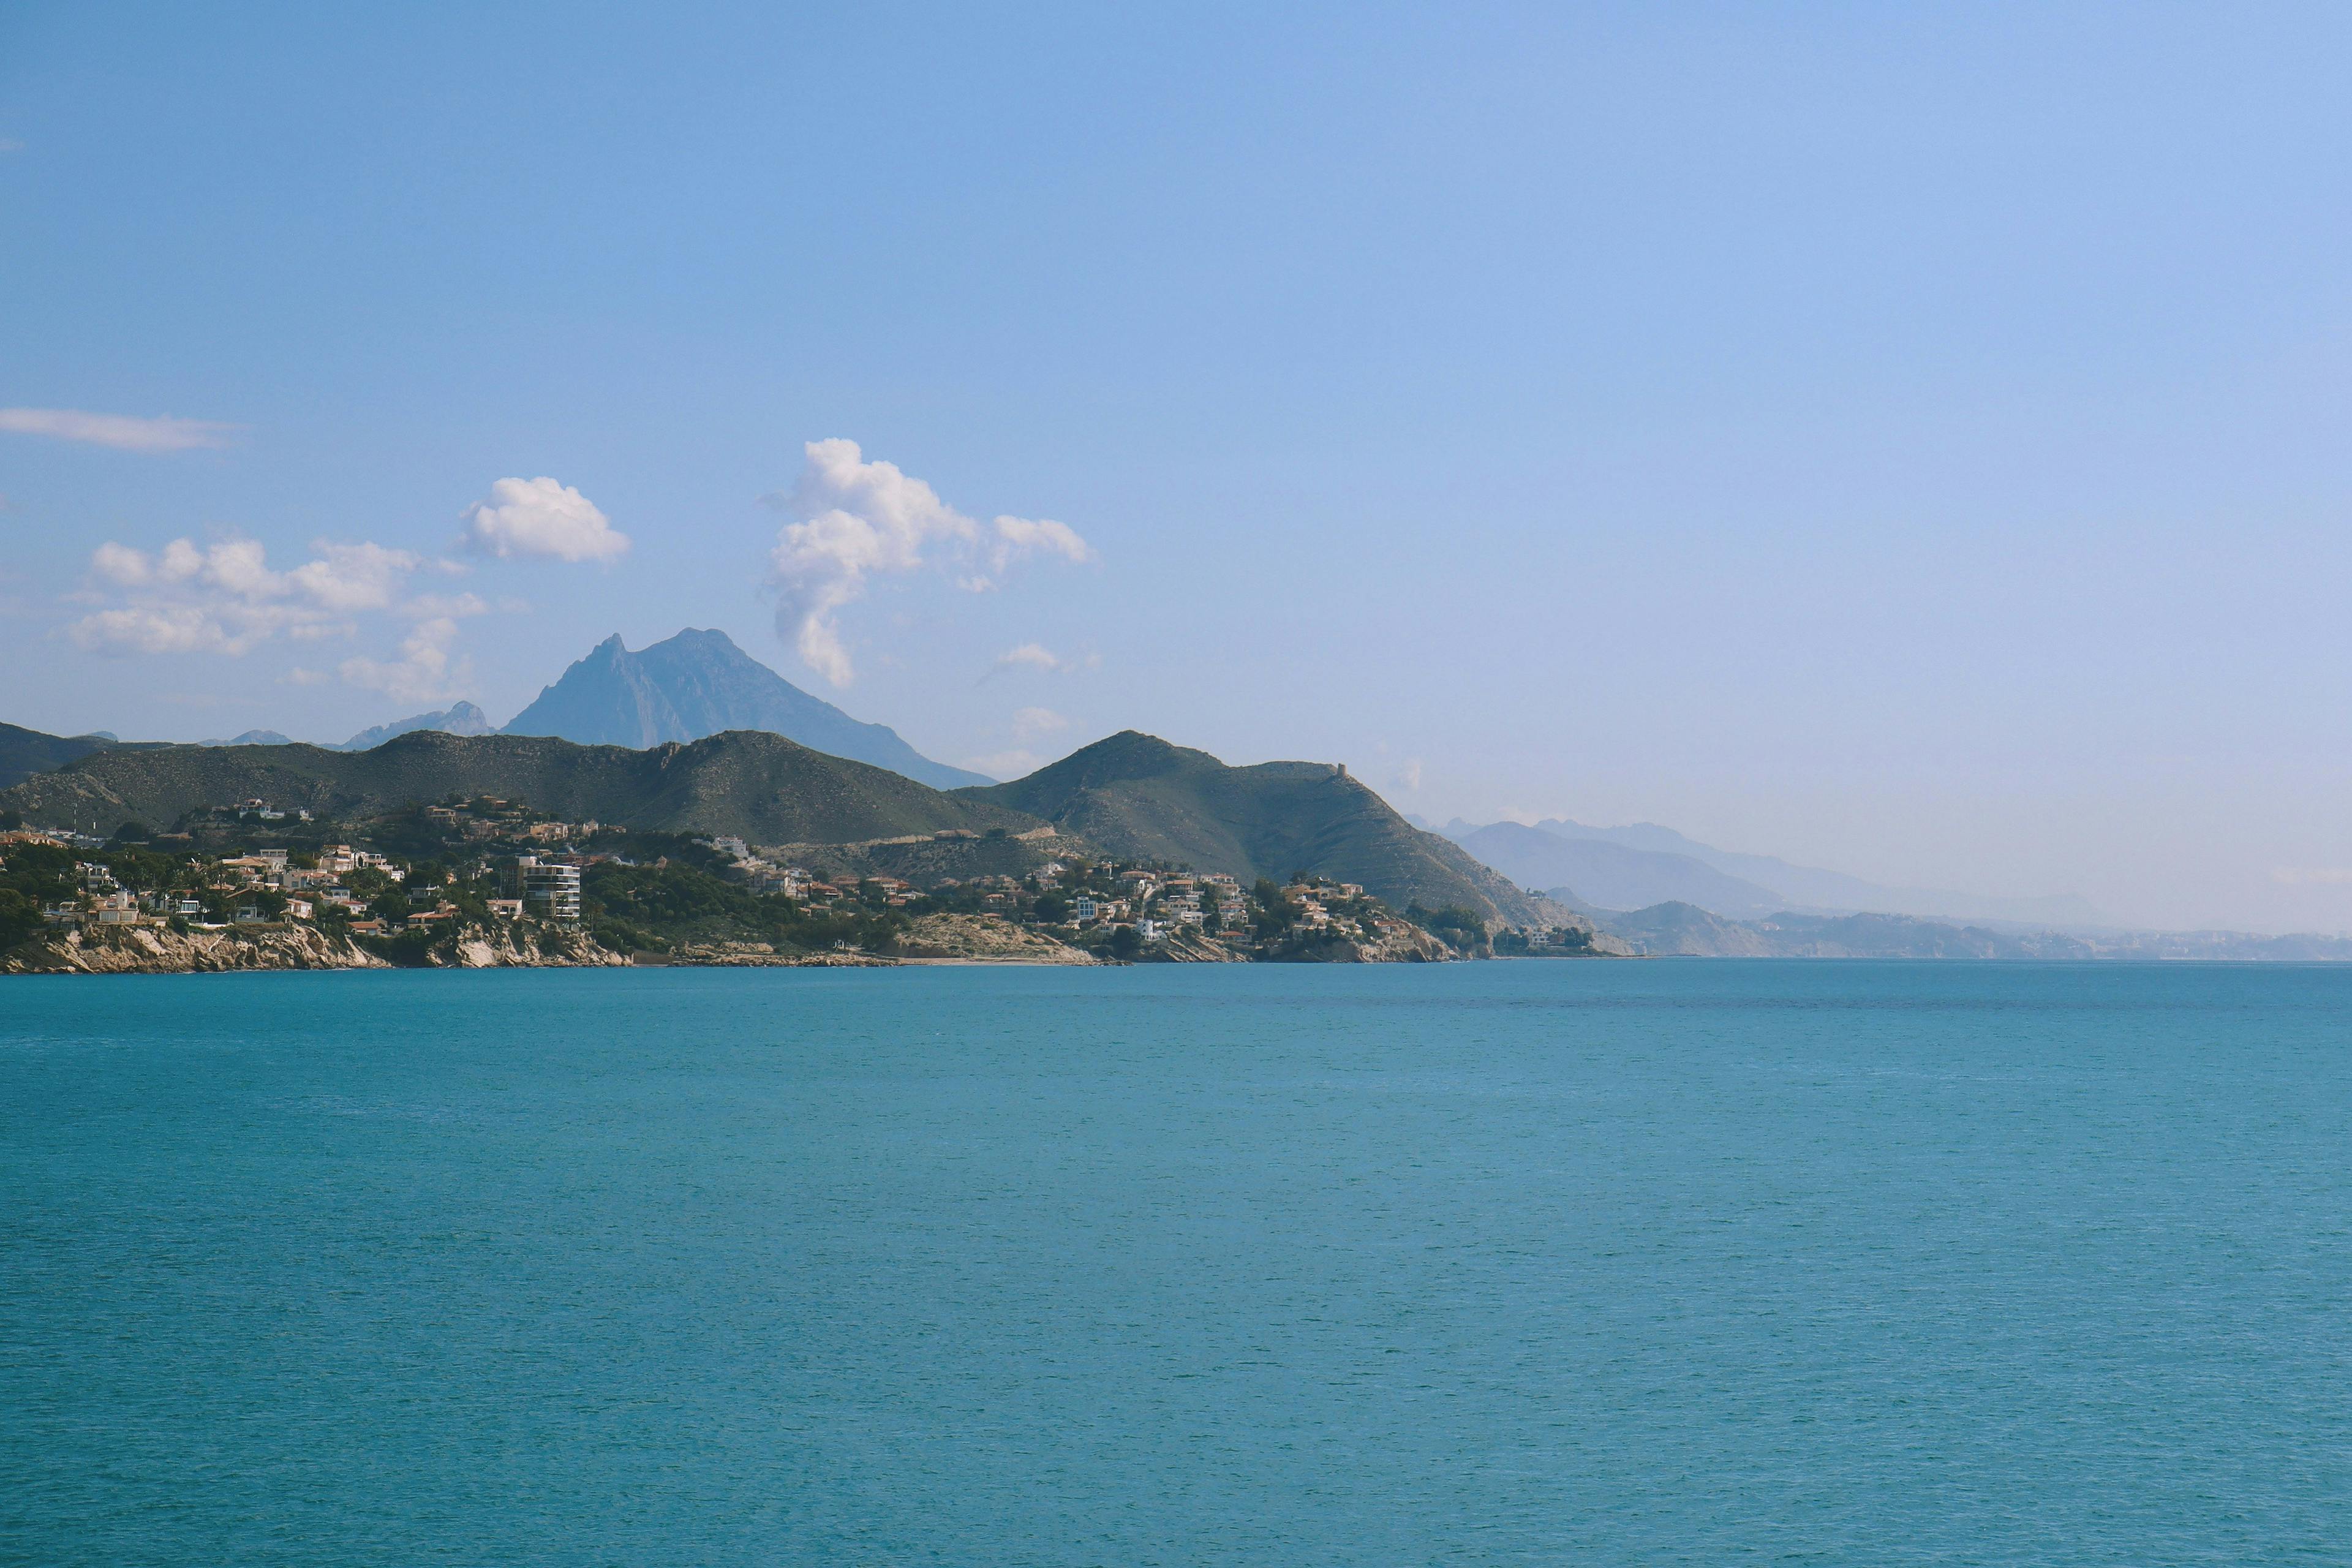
(199, 729, 295, 747)
(0, 729, 1035, 845)
(1452, 821, 1792, 917)
(337, 701, 495, 752)
(2, 724, 111, 790)
(504, 629, 989, 790)
(1532, 818, 2105, 927)
(0, 723, 122, 791)
(1591, 901, 1780, 956)
(963, 731, 1555, 925)
(1593, 902, 2114, 959)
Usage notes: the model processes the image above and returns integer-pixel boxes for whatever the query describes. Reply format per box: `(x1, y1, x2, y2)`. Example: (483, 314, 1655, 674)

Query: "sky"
(4, 2, 2351, 933)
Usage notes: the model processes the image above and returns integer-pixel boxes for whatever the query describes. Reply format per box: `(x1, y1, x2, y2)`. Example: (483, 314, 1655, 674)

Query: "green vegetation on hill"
(581, 860, 905, 957)
(0, 729, 1036, 845)
(960, 731, 1552, 925)
(0, 723, 173, 791)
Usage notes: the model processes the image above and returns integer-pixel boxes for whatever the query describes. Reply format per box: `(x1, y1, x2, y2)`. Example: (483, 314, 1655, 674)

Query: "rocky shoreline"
(4, 922, 628, 976)
(2, 909, 1474, 976)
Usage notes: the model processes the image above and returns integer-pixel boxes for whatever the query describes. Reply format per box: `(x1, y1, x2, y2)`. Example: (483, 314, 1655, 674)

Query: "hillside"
(965, 732, 1551, 925)
(1595, 903, 2098, 959)
(504, 628, 989, 789)
(1593, 902, 1781, 956)
(1454, 821, 1790, 917)
(1531, 817, 2106, 926)
(0, 729, 1036, 845)
(0, 723, 118, 791)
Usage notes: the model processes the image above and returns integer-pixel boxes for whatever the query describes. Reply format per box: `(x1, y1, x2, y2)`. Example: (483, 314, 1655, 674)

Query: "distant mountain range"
(502, 629, 987, 790)
(31, 630, 979, 794)
(334, 701, 495, 752)
(1441, 815, 2106, 927)
(0, 729, 1028, 846)
(1598, 900, 2352, 962)
(0, 723, 1551, 928)
(967, 733, 1551, 925)
(1450, 821, 1793, 919)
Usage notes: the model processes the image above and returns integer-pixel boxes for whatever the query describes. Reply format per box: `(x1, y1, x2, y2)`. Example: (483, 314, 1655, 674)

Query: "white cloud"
(72, 535, 424, 657)
(72, 604, 242, 655)
(339, 617, 468, 706)
(287, 541, 420, 611)
(995, 642, 1066, 673)
(989, 514, 1093, 571)
(0, 139, 21, 154)
(404, 591, 490, 619)
(989, 642, 1100, 677)
(459, 477, 629, 562)
(1012, 706, 1069, 741)
(962, 748, 1046, 780)
(91, 541, 155, 586)
(0, 407, 238, 452)
(2272, 868, 2352, 886)
(765, 439, 1091, 685)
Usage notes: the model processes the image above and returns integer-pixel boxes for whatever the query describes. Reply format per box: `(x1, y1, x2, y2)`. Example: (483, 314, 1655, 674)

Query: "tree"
(0, 888, 43, 951)
(1107, 924, 1142, 960)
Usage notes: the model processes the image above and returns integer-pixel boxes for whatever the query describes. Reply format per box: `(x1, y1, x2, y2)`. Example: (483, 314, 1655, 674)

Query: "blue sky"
(5, 2, 2351, 931)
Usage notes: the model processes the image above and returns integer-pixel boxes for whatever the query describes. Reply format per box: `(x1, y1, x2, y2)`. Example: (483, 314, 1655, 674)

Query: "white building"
(517, 857, 582, 921)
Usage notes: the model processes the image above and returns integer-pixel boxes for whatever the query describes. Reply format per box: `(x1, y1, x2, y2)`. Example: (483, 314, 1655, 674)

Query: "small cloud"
(73, 534, 426, 655)
(995, 642, 1065, 673)
(764, 439, 1091, 686)
(1012, 706, 1068, 741)
(0, 139, 21, 154)
(72, 603, 239, 655)
(765, 439, 977, 685)
(284, 621, 356, 642)
(2272, 868, 2352, 886)
(404, 591, 490, 619)
(989, 514, 1093, 570)
(0, 407, 238, 452)
(963, 748, 1046, 778)
(284, 668, 330, 687)
(1396, 758, 1424, 791)
(286, 541, 420, 612)
(339, 617, 468, 705)
(459, 477, 629, 562)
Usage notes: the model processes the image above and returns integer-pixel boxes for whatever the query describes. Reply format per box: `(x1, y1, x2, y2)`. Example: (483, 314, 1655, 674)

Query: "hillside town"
(0, 793, 1598, 973)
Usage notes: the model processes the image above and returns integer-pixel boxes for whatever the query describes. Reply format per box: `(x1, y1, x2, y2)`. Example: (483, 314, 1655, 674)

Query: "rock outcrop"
(4, 924, 389, 975)
(893, 913, 1098, 964)
(438, 924, 626, 968)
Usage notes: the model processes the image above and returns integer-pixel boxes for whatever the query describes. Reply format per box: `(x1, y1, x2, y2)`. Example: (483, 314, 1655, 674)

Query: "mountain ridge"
(1530, 816, 2106, 926)
(337, 700, 495, 752)
(1450, 820, 1792, 918)
(962, 732, 1561, 927)
(503, 628, 987, 790)
(0, 729, 1032, 845)
(1442, 814, 2105, 926)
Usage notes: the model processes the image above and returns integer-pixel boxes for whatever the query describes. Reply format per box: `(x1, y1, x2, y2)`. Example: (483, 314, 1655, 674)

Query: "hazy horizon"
(7, 4, 2352, 934)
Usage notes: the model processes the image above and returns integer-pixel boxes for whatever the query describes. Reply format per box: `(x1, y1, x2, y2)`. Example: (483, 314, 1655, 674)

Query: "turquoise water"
(4, 963, 2351, 1564)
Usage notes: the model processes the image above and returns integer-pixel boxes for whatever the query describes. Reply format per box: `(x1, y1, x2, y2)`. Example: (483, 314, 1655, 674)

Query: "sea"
(4, 961, 2350, 1565)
